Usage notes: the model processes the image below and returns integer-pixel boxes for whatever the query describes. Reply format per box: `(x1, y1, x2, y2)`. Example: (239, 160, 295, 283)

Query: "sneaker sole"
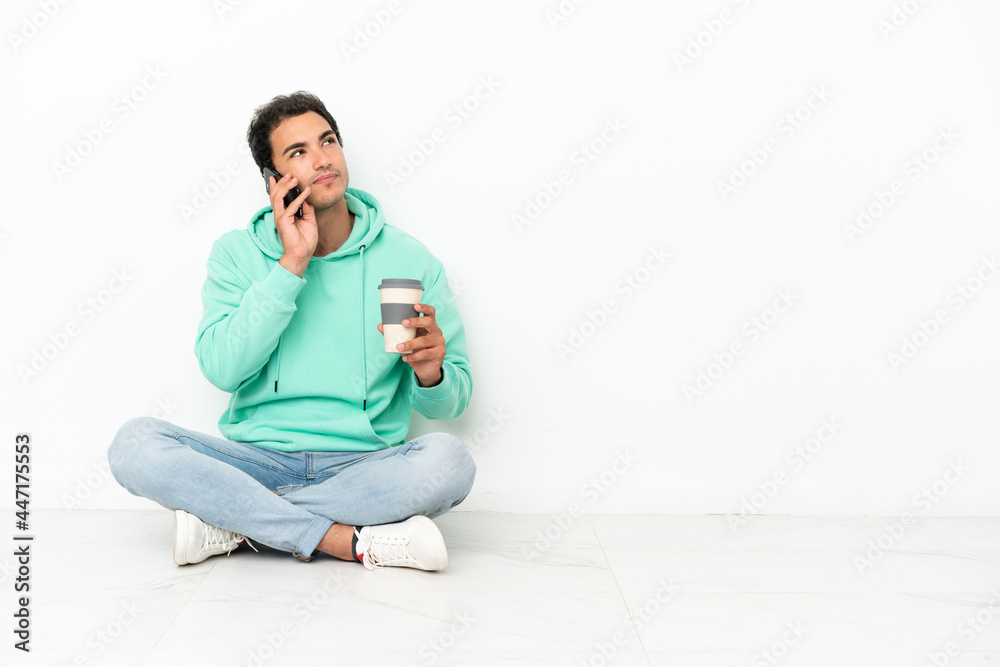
(173, 509, 191, 566)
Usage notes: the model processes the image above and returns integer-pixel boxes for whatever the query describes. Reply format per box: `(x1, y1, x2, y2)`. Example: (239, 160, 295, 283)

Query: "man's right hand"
(268, 171, 318, 277)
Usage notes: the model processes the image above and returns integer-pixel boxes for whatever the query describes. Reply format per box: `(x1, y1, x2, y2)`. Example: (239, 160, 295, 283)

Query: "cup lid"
(378, 279, 423, 290)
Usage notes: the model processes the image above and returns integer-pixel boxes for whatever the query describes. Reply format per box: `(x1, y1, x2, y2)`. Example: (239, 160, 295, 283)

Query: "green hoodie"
(194, 187, 472, 452)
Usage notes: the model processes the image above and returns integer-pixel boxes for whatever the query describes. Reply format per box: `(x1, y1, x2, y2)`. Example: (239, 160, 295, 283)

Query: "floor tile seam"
(138, 561, 218, 666)
(585, 513, 654, 666)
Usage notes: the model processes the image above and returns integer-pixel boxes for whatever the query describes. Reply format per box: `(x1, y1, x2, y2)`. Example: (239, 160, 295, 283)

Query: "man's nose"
(314, 152, 332, 170)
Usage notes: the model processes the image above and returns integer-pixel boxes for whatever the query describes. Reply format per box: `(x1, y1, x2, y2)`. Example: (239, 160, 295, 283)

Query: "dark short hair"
(246, 90, 343, 174)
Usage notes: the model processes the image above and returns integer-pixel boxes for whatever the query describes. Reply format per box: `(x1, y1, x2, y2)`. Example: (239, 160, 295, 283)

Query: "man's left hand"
(377, 303, 446, 387)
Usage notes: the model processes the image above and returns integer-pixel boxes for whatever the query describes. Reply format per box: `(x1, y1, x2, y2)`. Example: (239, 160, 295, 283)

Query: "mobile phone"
(263, 167, 303, 218)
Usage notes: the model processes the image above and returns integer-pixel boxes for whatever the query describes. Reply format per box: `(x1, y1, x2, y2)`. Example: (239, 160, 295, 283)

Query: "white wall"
(2, 0, 998, 516)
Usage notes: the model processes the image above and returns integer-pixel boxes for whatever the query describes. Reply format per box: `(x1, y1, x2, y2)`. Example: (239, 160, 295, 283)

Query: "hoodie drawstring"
(360, 244, 367, 411)
(274, 337, 281, 392)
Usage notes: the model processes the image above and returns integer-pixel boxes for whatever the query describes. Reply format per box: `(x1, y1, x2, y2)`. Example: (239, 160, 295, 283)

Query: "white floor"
(11, 510, 1000, 666)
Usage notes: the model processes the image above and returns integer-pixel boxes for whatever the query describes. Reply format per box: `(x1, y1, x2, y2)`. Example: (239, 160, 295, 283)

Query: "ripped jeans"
(107, 417, 476, 561)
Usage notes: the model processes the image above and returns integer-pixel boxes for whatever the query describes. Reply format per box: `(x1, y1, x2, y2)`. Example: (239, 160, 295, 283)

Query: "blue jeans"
(107, 417, 476, 561)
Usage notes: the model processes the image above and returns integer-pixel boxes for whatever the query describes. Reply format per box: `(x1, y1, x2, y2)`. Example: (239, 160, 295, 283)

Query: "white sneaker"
(354, 515, 448, 571)
(173, 509, 258, 565)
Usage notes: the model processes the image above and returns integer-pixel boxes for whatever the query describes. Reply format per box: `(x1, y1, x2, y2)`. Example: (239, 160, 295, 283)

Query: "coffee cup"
(378, 279, 424, 354)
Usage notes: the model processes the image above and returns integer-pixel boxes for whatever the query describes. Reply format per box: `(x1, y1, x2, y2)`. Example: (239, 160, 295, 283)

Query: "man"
(108, 91, 475, 571)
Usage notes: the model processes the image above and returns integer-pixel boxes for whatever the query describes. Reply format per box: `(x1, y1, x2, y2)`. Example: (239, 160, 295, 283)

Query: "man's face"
(269, 110, 349, 213)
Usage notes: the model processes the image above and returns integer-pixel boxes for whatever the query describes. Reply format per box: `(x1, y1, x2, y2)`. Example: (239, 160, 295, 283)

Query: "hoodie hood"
(244, 187, 386, 409)
(247, 187, 385, 260)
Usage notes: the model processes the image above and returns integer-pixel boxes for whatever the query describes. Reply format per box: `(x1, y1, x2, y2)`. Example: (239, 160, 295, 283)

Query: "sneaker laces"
(357, 529, 417, 571)
(204, 524, 258, 556)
